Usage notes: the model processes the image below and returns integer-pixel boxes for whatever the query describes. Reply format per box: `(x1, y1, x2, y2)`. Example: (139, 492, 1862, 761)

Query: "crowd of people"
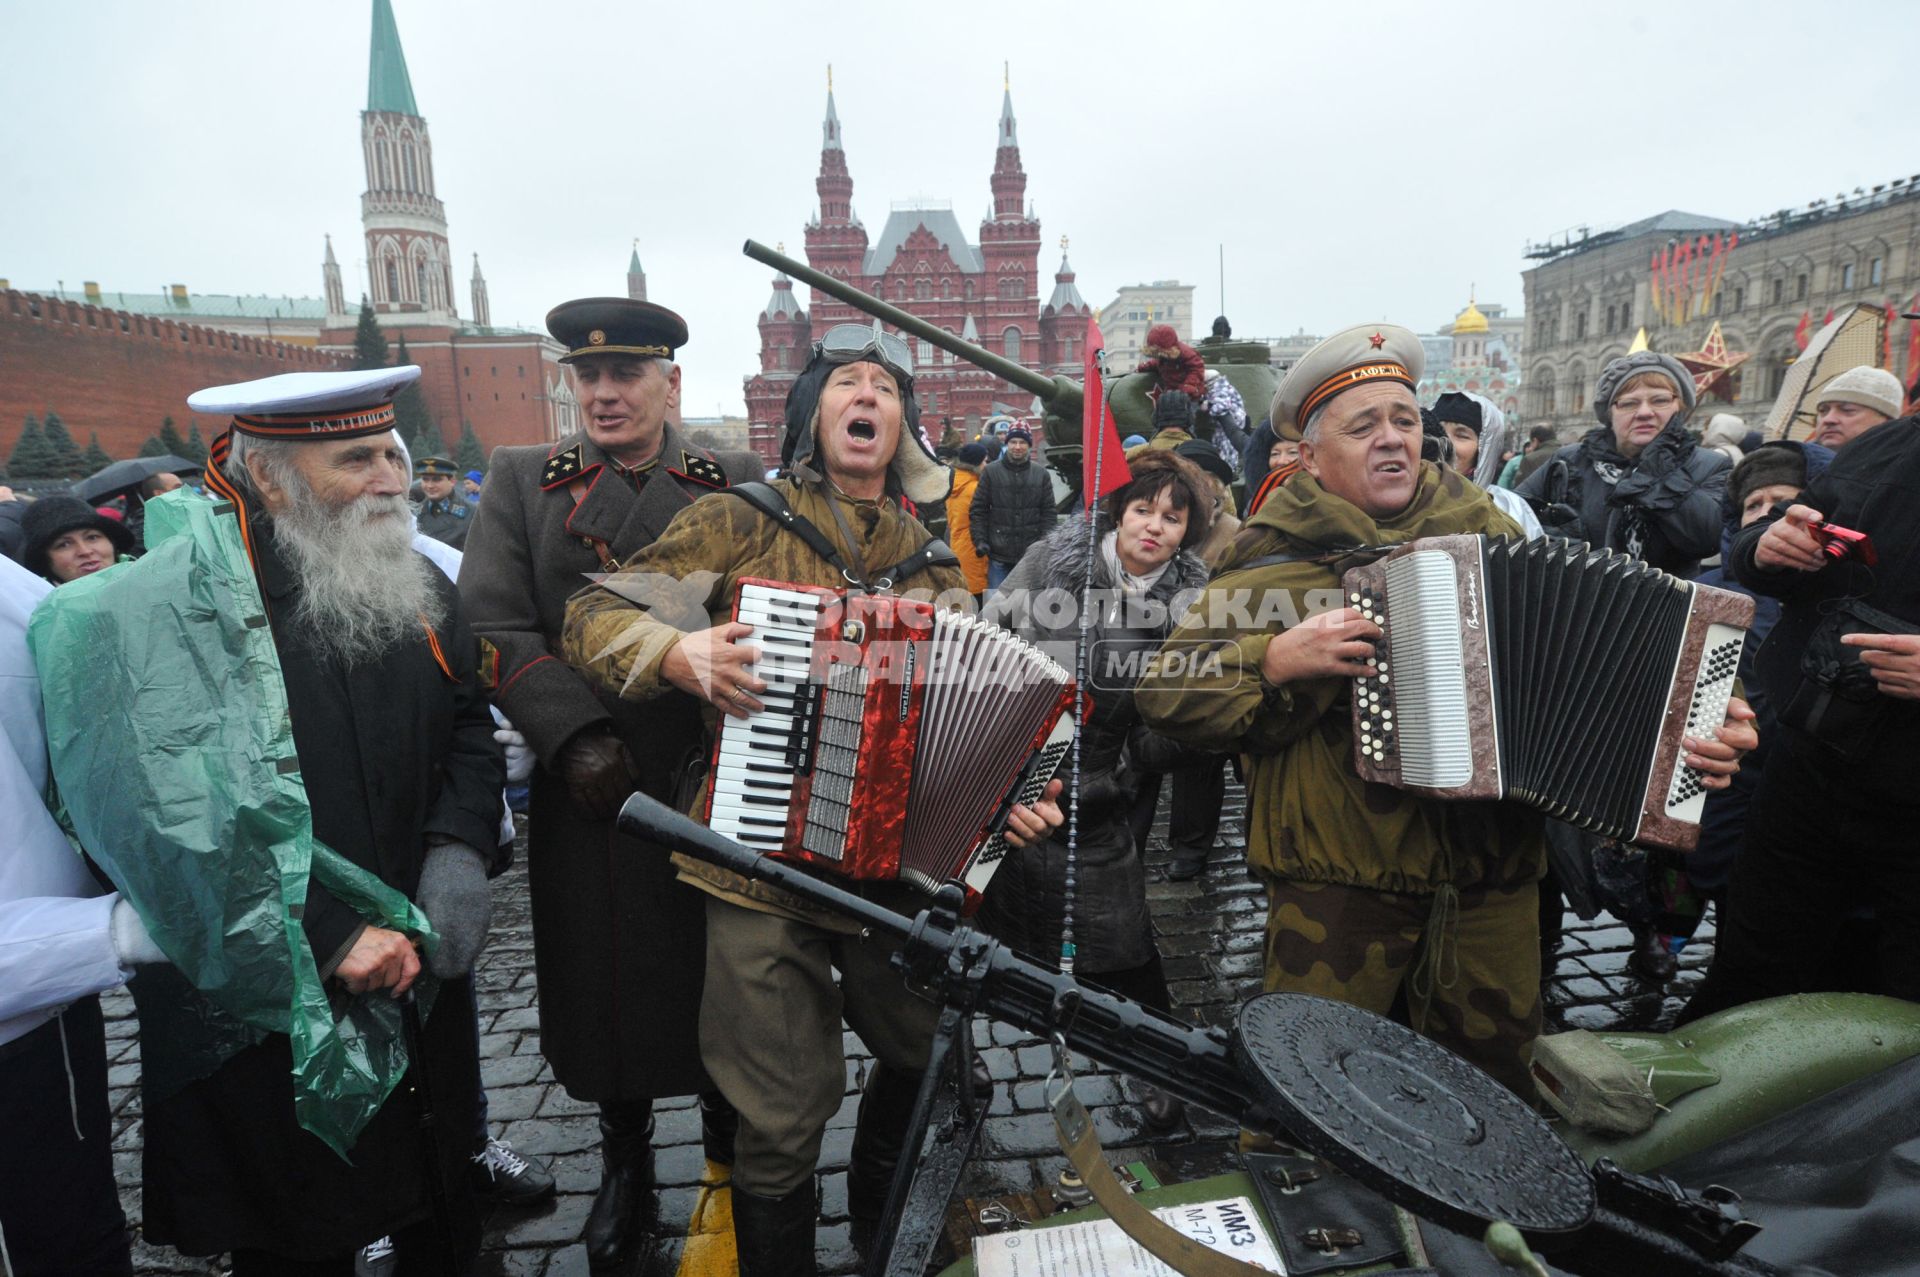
(2, 292, 1916, 1277)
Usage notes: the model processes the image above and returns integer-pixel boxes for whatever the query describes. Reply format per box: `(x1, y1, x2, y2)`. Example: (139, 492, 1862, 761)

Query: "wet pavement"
(109, 782, 1712, 1275)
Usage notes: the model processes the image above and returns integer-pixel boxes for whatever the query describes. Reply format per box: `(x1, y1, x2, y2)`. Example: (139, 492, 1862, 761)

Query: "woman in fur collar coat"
(976, 453, 1212, 1119)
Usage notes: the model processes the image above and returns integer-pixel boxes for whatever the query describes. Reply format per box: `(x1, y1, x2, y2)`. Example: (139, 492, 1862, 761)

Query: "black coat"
(1519, 422, 1730, 578)
(458, 425, 722, 1102)
(137, 520, 502, 1260)
(969, 455, 1057, 567)
(1730, 417, 1920, 803)
(974, 517, 1208, 972)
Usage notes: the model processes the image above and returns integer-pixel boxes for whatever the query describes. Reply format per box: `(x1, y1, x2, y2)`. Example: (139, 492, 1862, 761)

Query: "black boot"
(846, 1064, 927, 1262)
(699, 1089, 738, 1167)
(732, 1181, 818, 1277)
(584, 1102, 654, 1272)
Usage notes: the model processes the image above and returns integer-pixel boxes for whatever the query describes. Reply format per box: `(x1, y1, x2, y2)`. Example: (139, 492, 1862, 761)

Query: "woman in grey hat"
(1518, 351, 1731, 579)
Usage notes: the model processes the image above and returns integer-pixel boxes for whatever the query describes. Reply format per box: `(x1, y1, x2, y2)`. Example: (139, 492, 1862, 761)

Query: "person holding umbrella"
(73, 454, 204, 550)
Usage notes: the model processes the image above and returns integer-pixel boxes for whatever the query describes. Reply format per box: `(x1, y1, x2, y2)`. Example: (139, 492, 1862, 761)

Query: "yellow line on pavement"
(674, 1160, 738, 1277)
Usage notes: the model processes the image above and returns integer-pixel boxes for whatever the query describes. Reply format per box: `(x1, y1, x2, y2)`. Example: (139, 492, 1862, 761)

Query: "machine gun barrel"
(742, 239, 1086, 423)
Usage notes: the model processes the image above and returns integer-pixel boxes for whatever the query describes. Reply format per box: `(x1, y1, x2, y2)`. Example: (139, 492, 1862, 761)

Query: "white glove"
(110, 898, 169, 968)
(493, 721, 534, 784)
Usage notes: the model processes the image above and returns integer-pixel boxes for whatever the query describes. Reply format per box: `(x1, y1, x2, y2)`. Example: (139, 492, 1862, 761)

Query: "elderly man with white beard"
(116, 367, 506, 1276)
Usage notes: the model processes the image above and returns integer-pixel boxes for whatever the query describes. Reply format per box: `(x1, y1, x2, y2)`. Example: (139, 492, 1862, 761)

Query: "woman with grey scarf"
(1519, 352, 1730, 579)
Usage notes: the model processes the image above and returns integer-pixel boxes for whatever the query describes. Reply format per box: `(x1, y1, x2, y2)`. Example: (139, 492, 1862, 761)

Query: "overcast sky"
(4, 0, 1911, 417)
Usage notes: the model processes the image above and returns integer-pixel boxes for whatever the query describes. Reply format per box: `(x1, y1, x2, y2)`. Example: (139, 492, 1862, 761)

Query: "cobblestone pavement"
(109, 783, 1712, 1276)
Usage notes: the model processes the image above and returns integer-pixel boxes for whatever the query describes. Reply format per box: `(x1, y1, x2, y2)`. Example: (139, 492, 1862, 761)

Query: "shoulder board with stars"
(674, 452, 729, 489)
(540, 443, 589, 490)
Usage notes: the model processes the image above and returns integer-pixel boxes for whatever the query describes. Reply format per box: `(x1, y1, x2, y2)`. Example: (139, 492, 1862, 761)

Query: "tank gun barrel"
(743, 239, 1084, 422)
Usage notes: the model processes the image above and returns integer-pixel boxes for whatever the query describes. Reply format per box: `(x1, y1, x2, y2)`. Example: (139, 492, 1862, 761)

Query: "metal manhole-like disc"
(1232, 993, 1595, 1235)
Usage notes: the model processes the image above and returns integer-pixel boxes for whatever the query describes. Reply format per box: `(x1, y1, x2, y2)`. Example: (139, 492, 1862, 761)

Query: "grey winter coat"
(1519, 421, 1730, 579)
(973, 516, 1208, 972)
(969, 455, 1057, 567)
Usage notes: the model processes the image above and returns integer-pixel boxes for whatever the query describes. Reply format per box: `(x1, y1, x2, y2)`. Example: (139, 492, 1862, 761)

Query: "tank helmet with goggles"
(781, 320, 950, 504)
(814, 320, 914, 384)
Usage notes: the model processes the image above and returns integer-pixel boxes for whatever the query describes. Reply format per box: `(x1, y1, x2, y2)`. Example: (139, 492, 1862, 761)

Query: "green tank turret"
(742, 241, 1278, 487)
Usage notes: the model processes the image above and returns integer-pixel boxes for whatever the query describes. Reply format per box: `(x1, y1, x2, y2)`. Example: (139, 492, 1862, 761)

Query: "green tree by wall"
(183, 420, 209, 465)
(7, 414, 49, 478)
(351, 298, 389, 371)
(455, 421, 487, 475)
(82, 432, 113, 473)
(391, 336, 439, 452)
(155, 416, 190, 458)
(40, 410, 84, 477)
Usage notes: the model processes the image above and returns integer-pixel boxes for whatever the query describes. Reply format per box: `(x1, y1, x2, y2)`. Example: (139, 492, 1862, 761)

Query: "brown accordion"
(1341, 535, 1755, 852)
(704, 580, 1077, 902)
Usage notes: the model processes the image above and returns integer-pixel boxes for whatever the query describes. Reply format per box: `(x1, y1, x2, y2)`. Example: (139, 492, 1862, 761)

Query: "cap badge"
(1368, 332, 1386, 350)
(588, 329, 607, 346)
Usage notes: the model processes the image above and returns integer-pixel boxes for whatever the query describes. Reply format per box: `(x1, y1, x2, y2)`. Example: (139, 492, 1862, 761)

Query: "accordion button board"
(1339, 535, 1755, 853)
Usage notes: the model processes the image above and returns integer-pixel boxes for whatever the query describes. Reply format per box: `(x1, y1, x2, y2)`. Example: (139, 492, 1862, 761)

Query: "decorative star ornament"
(1673, 321, 1751, 402)
(1368, 332, 1386, 350)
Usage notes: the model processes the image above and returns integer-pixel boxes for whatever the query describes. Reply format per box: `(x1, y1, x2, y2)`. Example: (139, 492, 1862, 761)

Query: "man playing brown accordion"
(563, 322, 1064, 1274)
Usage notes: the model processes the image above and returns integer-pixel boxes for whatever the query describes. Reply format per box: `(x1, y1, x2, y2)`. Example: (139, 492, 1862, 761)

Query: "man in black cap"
(968, 421, 1056, 594)
(414, 454, 470, 548)
(563, 322, 1064, 1274)
(456, 297, 735, 1269)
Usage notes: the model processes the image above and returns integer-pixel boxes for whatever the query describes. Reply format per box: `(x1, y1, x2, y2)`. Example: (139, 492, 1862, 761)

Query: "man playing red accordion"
(564, 323, 1063, 1274)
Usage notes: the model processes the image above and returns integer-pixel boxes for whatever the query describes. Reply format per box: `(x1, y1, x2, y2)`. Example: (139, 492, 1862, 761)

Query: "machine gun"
(616, 792, 1791, 1277)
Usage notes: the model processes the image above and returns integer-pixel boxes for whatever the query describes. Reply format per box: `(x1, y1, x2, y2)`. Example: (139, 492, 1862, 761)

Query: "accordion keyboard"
(709, 585, 824, 853)
(1662, 624, 1744, 821)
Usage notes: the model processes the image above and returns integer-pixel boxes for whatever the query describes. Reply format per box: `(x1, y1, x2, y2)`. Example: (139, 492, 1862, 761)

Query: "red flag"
(1887, 301, 1899, 368)
(1905, 294, 1920, 414)
(1793, 310, 1811, 352)
(1081, 318, 1132, 507)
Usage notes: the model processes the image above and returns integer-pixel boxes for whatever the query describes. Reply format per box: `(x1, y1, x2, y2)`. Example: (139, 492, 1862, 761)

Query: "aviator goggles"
(815, 321, 913, 383)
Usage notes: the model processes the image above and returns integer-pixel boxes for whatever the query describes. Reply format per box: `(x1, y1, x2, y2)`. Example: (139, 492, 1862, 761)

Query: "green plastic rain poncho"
(28, 489, 436, 1159)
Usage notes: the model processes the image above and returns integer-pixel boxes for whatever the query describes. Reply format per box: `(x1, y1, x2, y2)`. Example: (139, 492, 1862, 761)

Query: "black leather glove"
(557, 730, 639, 821)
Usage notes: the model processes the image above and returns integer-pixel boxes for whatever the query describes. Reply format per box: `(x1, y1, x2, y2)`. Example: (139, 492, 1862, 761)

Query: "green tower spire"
(367, 0, 419, 116)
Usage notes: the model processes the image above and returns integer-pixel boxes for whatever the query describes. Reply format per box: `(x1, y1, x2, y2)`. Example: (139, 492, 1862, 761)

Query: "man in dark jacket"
(457, 298, 734, 1269)
(969, 423, 1055, 592)
(1519, 351, 1730, 579)
(1683, 413, 1920, 1020)
(135, 366, 504, 1274)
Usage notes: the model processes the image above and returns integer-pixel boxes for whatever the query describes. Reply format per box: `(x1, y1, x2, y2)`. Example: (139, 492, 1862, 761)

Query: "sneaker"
(471, 1136, 557, 1206)
(354, 1235, 398, 1277)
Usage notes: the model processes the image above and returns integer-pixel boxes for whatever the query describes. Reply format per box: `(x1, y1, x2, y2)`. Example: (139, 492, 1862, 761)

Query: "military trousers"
(699, 894, 942, 1197)
(1258, 875, 1541, 1098)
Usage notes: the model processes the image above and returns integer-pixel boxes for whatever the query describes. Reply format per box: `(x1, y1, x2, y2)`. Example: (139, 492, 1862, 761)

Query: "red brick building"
(1, 0, 572, 471)
(742, 78, 1089, 464)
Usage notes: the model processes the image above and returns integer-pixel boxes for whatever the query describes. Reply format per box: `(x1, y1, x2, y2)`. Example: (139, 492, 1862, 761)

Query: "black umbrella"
(73, 455, 202, 504)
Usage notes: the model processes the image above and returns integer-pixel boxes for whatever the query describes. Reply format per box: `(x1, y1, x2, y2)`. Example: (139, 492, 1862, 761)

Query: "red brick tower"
(978, 69, 1041, 371)
(743, 259, 811, 464)
(803, 69, 869, 329)
(361, 0, 455, 323)
(1038, 239, 1088, 374)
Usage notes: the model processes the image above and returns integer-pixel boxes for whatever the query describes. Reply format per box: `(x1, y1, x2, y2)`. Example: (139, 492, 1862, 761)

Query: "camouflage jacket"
(1134, 463, 1543, 894)
(563, 465, 968, 921)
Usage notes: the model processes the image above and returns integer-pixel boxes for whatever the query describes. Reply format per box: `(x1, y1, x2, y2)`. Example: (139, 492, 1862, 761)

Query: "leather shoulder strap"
(872, 539, 960, 589)
(726, 482, 854, 579)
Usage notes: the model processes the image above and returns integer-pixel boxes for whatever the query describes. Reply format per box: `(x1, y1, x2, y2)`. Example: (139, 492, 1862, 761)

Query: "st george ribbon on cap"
(1269, 323, 1425, 442)
(187, 366, 423, 440)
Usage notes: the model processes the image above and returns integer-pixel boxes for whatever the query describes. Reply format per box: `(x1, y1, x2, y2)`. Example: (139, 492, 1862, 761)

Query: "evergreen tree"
(82, 432, 113, 473)
(455, 421, 487, 475)
(351, 298, 389, 371)
(391, 336, 439, 450)
(137, 435, 170, 458)
(40, 410, 84, 477)
(156, 415, 189, 458)
(183, 420, 209, 465)
(409, 430, 443, 466)
(7, 414, 48, 479)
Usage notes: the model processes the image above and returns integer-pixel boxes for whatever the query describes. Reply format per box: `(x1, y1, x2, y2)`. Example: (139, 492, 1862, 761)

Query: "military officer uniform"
(456, 299, 732, 1269)
(414, 455, 472, 549)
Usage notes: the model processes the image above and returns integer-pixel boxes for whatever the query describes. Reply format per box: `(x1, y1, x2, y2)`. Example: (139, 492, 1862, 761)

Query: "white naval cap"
(188, 366, 422, 440)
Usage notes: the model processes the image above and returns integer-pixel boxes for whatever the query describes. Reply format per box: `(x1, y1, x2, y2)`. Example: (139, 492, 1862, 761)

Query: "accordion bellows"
(1342, 536, 1755, 852)
(706, 580, 1076, 901)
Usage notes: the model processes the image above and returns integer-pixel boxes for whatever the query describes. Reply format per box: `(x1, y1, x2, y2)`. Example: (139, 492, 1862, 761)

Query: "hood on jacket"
(1459, 391, 1512, 490)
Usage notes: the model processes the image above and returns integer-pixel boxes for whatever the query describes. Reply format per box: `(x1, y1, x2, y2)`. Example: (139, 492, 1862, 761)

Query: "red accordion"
(704, 580, 1077, 901)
